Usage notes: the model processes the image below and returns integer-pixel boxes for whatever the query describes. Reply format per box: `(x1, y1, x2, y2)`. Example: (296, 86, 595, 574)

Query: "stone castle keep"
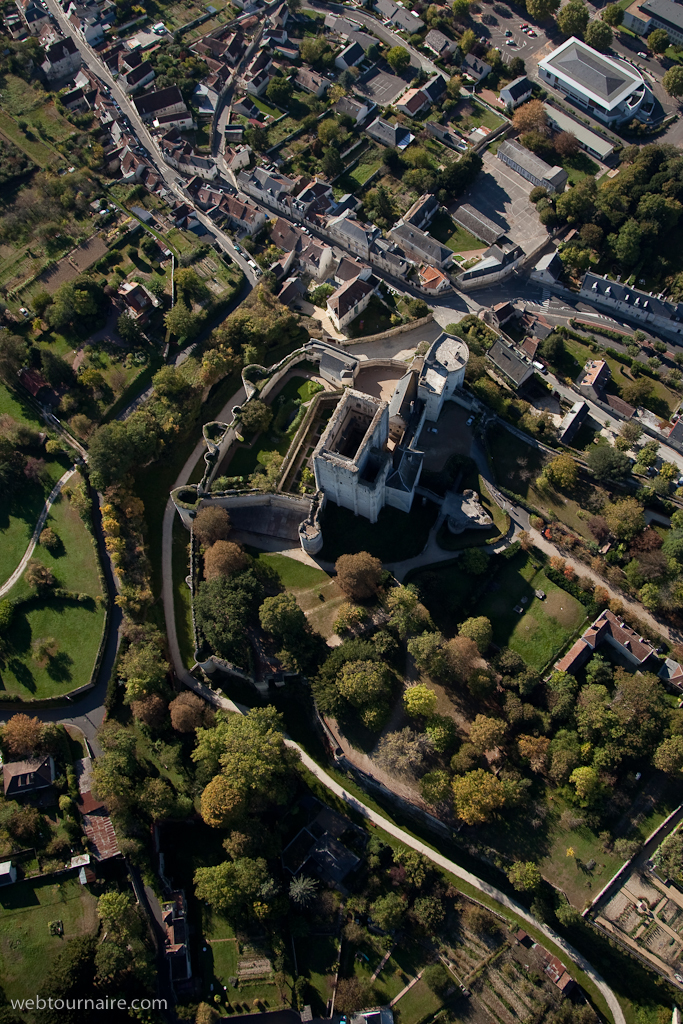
(312, 332, 469, 523)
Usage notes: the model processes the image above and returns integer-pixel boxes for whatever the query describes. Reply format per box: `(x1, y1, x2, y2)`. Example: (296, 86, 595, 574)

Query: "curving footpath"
(288, 743, 627, 1024)
(0, 467, 77, 599)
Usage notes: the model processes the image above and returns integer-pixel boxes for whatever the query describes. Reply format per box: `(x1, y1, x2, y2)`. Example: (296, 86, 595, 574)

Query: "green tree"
(407, 631, 447, 677)
(259, 593, 307, 639)
(557, 0, 589, 36)
(452, 0, 471, 14)
(459, 27, 477, 52)
(459, 615, 492, 653)
(386, 46, 411, 72)
(119, 641, 168, 704)
(165, 300, 203, 339)
(653, 735, 683, 773)
(266, 75, 293, 107)
(387, 585, 425, 638)
(194, 857, 270, 916)
(648, 28, 669, 52)
(200, 775, 245, 827)
(461, 548, 490, 575)
(452, 769, 507, 824)
(194, 506, 231, 546)
(469, 714, 506, 753)
(603, 496, 644, 540)
(117, 311, 143, 344)
(570, 765, 602, 801)
(587, 445, 631, 480)
(602, 3, 623, 25)
(420, 768, 452, 804)
(412, 896, 445, 932)
(613, 218, 642, 268)
(216, 706, 299, 804)
(239, 399, 272, 433)
(318, 119, 341, 145)
(663, 65, 683, 96)
(0, 331, 26, 383)
(655, 831, 683, 881)
(425, 714, 457, 753)
(290, 875, 318, 906)
(507, 861, 542, 892)
(194, 571, 264, 663)
(526, 0, 561, 20)
(338, 660, 392, 729)
(370, 892, 405, 932)
(322, 146, 343, 178)
(403, 683, 438, 718)
(584, 18, 612, 48)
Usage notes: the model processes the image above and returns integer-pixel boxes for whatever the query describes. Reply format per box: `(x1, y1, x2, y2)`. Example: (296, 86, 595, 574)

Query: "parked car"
(19, 307, 30, 317)
(638, 50, 649, 57)
(466, 415, 474, 426)
(505, 38, 516, 44)
(527, 28, 536, 35)
(519, 22, 528, 28)
(505, 28, 512, 35)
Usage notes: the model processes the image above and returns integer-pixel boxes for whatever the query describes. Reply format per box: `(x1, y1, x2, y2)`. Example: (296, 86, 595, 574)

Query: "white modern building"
(538, 37, 650, 125)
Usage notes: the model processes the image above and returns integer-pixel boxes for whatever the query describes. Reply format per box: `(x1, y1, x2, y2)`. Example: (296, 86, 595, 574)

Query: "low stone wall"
(341, 313, 434, 347)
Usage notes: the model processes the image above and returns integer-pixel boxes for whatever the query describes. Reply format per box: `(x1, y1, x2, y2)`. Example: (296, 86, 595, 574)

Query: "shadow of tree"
(46, 650, 73, 683)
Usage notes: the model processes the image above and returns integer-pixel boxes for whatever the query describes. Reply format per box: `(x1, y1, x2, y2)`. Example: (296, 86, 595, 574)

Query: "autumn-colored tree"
(517, 734, 550, 773)
(374, 728, 429, 776)
(200, 774, 245, 828)
(193, 506, 231, 547)
(459, 616, 492, 653)
(469, 714, 506, 753)
(443, 635, 483, 682)
(570, 764, 601, 801)
(545, 453, 578, 490)
(25, 560, 55, 594)
(512, 100, 548, 135)
(169, 691, 213, 733)
(554, 131, 580, 158)
(204, 540, 248, 580)
(335, 551, 382, 601)
(403, 683, 438, 719)
(603, 497, 645, 541)
(653, 735, 683, 773)
(452, 769, 507, 824)
(2, 714, 43, 757)
(507, 861, 542, 892)
(130, 694, 168, 729)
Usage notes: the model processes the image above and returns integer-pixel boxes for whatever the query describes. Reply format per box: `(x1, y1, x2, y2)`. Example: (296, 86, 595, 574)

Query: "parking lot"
(356, 68, 408, 105)
(453, 149, 548, 252)
(473, 1, 553, 68)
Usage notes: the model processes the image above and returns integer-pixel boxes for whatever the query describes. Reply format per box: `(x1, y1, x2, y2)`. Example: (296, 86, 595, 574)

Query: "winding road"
(0, 467, 77, 600)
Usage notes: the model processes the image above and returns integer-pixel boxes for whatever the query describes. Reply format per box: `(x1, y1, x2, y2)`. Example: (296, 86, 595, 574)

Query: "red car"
(527, 29, 537, 35)
(519, 22, 528, 27)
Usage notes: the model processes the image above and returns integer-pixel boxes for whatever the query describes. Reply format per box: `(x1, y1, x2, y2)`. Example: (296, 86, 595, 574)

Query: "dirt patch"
(38, 236, 108, 293)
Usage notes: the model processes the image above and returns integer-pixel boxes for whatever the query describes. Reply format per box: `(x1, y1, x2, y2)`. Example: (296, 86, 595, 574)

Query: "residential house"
(580, 271, 683, 337)
(17, 0, 50, 34)
(326, 275, 377, 331)
(422, 74, 447, 105)
(223, 194, 267, 235)
(327, 209, 380, 259)
(267, 1, 289, 29)
(426, 120, 467, 152)
(418, 265, 450, 293)
(659, 657, 683, 691)
(366, 117, 414, 150)
(18, 367, 56, 405)
(375, 0, 424, 31)
(558, 400, 589, 444)
(463, 52, 491, 83)
(452, 203, 504, 245)
(160, 129, 218, 180)
(0, 863, 16, 886)
(224, 144, 251, 172)
(299, 240, 335, 280)
(487, 339, 533, 387)
(424, 29, 457, 58)
(578, 358, 610, 399)
(499, 75, 532, 109)
(152, 109, 193, 131)
(295, 67, 331, 97)
(118, 281, 160, 320)
(41, 35, 81, 81)
(236, 167, 297, 216)
(233, 96, 261, 119)
(39, 20, 61, 46)
(3, 756, 55, 797)
(278, 276, 305, 306)
(161, 892, 192, 985)
(135, 86, 187, 122)
(555, 609, 656, 673)
(497, 139, 568, 192)
(389, 221, 453, 269)
(334, 95, 374, 125)
(335, 40, 365, 71)
(120, 59, 155, 93)
(396, 87, 429, 118)
(192, 28, 244, 66)
(530, 250, 563, 285)
(270, 216, 306, 251)
(4, 9, 25, 37)
(67, 0, 112, 44)
(456, 241, 524, 287)
(292, 178, 336, 220)
(74, 757, 120, 862)
(335, 256, 372, 283)
(403, 193, 439, 230)
(370, 237, 412, 277)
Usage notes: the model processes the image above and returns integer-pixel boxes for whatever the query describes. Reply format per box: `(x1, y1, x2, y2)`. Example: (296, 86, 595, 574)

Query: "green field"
(248, 550, 329, 589)
(0, 456, 72, 587)
(429, 210, 482, 253)
(0, 877, 97, 1001)
(394, 977, 443, 1024)
(452, 100, 504, 133)
(476, 552, 585, 670)
(337, 144, 385, 193)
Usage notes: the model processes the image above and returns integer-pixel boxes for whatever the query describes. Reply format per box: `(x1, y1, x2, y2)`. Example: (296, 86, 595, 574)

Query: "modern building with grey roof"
(365, 117, 414, 150)
(538, 37, 649, 125)
(624, 0, 683, 43)
(487, 339, 534, 388)
(497, 139, 568, 192)
(452, 204, 504, 245)
(543, 103, 614, 159)
(424, 28, 457, 57)
(375, 0, 424, 31)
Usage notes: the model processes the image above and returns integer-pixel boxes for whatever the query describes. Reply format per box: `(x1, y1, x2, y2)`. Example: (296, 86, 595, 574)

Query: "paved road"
(0, 467, 77, 599)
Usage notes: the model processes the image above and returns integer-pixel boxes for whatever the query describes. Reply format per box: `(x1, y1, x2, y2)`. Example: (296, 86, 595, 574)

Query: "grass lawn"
(561, 334, 677, 418)
(394, 977, 443, 1024)
(429, 210, 482, 253)
(173, 515, 194, 669)
(0, 877, 96, 1002)
(0, 113, 61, 169)
(451, 100, 503, 133)
(294, 935, 337, 1015)
(475, 551, 585, 670)
(347, 295, 394, 337)
(0, 384, 43, 428)
(337, 143, 385, 193)
(247, 549, 346, 638)
(489, 427, 597, 540)
(319, 499, 439, 564)
(248, 550, 328, 589)
(272, 374, 323, 405)
(227, 431, 292, 478)
(562, 150, 600, 184)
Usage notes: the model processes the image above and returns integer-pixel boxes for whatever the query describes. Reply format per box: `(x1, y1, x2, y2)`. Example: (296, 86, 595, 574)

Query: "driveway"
(455, 150, 548, 251)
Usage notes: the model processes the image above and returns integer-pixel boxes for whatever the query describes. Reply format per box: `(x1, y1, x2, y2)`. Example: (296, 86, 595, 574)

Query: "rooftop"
(452, 203, 504, 245)
(488, 339, 532, 385)
(539, 37, 643, 112)
(498, 138, 568, 188)
(639, 0, 683, 30)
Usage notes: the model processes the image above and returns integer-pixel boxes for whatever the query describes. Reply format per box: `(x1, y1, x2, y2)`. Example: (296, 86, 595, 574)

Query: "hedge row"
(545, 566, 594, 606)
